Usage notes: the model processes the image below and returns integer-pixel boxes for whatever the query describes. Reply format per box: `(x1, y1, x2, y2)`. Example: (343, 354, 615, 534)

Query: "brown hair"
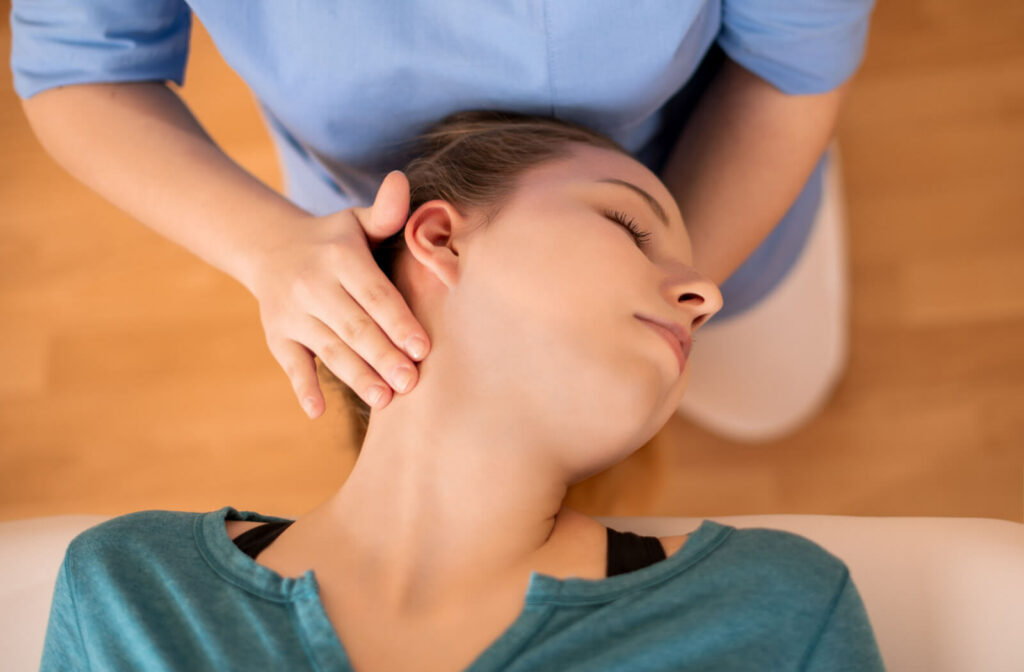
(321, 109, 630, 449)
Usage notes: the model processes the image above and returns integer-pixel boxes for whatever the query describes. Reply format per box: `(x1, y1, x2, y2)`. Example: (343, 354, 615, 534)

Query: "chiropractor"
(11, 1, 875, 428)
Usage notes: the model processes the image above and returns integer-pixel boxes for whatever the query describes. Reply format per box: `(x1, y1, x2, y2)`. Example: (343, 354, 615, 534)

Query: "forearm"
(19, 81, 307, 291)
(660, 56, 849, 286)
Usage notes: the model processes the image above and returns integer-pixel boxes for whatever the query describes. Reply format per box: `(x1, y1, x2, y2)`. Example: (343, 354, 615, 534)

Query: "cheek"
(456, 213, 652, 368)
(449, 246, 671, 453)
(508, 226, 645, 365)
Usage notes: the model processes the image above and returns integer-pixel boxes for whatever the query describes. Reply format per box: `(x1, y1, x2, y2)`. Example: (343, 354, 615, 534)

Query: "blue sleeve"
(39, 550, 90, 671)
(717, 0, 876, 94)
(800, 570, 887, 671)
(9, 0, 192, 100)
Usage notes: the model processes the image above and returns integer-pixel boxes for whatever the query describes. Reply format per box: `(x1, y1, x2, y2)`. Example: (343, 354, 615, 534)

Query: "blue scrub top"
(10, 0, 875, 321)
(39, 506, 887, 671)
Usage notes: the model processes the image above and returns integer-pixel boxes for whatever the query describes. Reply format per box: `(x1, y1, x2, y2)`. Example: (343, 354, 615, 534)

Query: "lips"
(635, 315, 691, 373)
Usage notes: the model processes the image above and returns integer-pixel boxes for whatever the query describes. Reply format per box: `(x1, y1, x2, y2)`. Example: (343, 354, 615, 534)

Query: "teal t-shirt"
(40, 506, 886, 671)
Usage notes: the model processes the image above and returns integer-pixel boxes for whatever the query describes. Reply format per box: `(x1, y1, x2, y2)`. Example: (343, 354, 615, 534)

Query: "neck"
(296, 341, 574, 609)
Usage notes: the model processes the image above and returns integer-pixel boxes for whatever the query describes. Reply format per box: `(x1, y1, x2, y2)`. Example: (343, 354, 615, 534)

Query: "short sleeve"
(38, 550, 90, 671)
(716, 0, 876, 95)
(801, 570, 887, 671)
(9, 0, 192, 100)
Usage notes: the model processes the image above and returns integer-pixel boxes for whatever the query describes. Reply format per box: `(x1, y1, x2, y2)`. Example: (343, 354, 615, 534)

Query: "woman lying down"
(40, 110, 886, 671)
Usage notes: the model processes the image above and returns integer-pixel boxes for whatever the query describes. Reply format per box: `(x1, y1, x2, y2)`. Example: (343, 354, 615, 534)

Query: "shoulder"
(66, 509, 202, 568)
(731, 525, 845, 563)
(71, 508, 196, 541)
(721, 525, 852, 596)
(60, 509, 222, 609)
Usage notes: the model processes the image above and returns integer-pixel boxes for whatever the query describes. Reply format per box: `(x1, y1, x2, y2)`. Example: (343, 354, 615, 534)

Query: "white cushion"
(1, 514, 112, 672)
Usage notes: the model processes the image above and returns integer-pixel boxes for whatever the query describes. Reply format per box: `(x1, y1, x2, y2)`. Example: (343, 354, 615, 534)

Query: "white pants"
(677, 140, 850, 443)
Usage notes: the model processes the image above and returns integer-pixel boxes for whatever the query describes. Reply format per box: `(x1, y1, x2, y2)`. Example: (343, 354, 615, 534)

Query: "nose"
(675, 273, 723, 332)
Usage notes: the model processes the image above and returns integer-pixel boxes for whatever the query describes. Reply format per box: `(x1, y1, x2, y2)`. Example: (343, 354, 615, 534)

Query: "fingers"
(340, 168, 429, 362)
(303, 307, 409, 404)
(330, 232, 431, 364)
(267, 322, 395, 419)
(311, 275, 425, 391)
(261, 169, 425, 422)
(265, 337, 331, 419)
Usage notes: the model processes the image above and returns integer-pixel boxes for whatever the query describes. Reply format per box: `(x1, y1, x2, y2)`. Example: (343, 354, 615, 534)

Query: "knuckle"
(338, 312, 373, 342)
(361, 281, 390, 307)
(333, 227, 364, 251)
(318, 339, 347, 364)
(326, 240, 350, 266)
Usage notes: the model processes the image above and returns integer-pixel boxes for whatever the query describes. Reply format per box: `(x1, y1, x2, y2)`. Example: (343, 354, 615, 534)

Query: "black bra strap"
(232, 520, 294, 560)
(606, 527, 667, 577)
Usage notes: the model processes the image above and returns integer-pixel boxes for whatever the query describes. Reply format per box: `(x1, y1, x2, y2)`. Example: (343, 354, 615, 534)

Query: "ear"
(401, 200, 468, 290)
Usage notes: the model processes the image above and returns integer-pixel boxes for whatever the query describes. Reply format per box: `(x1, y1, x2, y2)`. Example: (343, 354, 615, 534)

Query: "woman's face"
(398, 142, 723, 480)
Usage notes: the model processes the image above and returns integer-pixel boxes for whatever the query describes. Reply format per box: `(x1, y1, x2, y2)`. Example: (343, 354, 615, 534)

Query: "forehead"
(518, 143, 649, 187)
(515, 143, 677, 217)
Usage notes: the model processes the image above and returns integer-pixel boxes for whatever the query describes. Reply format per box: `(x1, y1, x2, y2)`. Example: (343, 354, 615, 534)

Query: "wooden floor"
(1, 1, 1022, 523)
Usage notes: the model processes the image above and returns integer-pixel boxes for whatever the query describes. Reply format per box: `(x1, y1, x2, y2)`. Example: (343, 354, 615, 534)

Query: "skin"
(238, 142, 723, 616)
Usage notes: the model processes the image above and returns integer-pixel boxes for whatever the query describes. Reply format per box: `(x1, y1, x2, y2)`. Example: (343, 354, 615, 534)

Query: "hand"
(245, 170, 430, 419)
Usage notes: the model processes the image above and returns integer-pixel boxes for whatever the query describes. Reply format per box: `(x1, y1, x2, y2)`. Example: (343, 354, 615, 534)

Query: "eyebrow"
(594, 177, 670, 229)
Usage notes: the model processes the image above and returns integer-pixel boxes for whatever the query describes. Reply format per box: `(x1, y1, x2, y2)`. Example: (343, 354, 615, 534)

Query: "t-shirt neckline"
(195, 505, 733, 605)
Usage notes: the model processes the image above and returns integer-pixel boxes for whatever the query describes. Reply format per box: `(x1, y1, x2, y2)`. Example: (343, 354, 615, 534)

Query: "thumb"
(364, 170, 411, 244)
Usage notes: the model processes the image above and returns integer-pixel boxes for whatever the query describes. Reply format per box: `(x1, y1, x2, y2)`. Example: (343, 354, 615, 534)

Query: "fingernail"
(303, 398, 317, 417)
(406, 337, 428, 359)
(368, 386, 385, 407)
(392, 367, 414, 393)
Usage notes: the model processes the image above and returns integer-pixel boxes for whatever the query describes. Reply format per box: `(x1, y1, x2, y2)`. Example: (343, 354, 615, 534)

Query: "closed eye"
(603, 208, 652, 249)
